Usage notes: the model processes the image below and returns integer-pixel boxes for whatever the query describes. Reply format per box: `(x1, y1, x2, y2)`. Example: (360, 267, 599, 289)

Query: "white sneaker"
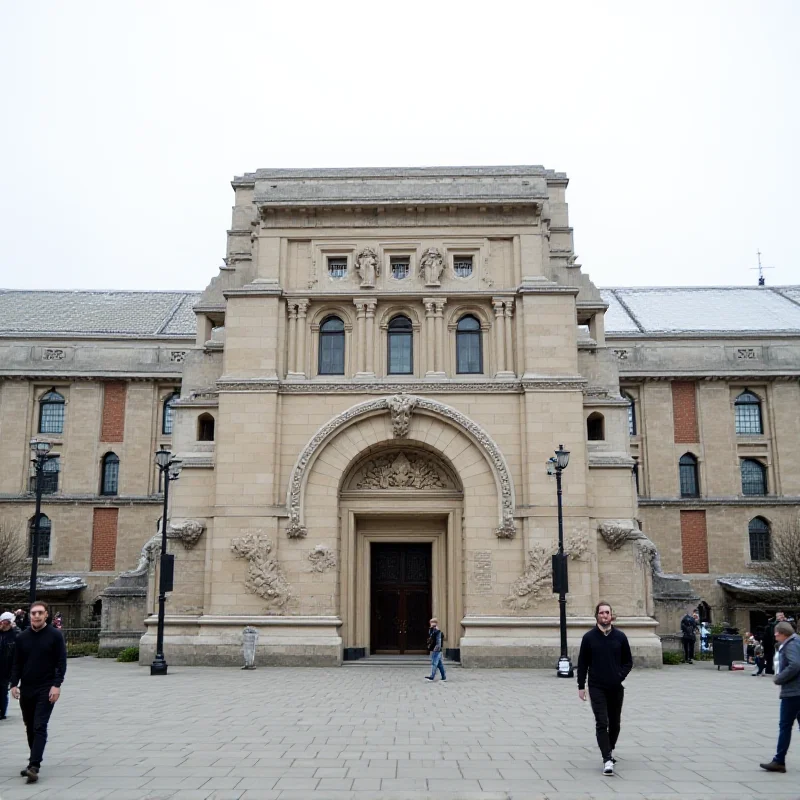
(603, 760, 614, 775)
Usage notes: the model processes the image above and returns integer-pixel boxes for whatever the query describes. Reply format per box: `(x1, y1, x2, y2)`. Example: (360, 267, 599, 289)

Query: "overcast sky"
(1, 1, 797, 292)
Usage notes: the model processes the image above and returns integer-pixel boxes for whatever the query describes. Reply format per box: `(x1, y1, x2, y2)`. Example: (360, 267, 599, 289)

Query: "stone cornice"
(0, 373, 182, 382)
(279, 379, 523, 394)
(0, 494, 163, 505)
(217, 379, 280, 393)
(587, 455, 636, 469)
(619, 374, 800, 382)
(180, 457, 215, 469)
(521, 376, 587, 392)
(223, 283, 282, 298)
(607, 332, 800, 341)
(638, 496, 800, 507)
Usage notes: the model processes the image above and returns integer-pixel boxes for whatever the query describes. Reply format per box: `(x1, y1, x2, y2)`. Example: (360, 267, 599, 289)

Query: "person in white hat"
(0, 611, 19, 720)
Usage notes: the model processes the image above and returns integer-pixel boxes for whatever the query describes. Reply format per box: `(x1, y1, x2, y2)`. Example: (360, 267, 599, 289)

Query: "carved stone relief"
(386, 393, 417, 437)
(597, 520, 662, 574)
(353, 451, 452, 490)
(167, 519, 206, 549)
(419, 248, 444, 286)
(308, 544, 337, 573)
(355, 247, 380, 288)
(231, 534, 293, 609)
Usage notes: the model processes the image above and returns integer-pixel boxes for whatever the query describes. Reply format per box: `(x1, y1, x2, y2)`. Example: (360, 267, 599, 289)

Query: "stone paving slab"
(0, 658, 798, 798)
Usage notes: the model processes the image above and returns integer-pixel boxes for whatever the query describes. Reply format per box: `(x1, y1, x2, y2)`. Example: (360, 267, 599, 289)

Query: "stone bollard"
(242, 625, 258, 670)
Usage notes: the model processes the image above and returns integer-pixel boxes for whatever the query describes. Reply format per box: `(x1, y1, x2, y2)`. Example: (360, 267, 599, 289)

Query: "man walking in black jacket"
(0, 611, 19, 719)
(10, 600, 67, 784)
(577, 602, 633, 776)
(680, 610, 700, 664)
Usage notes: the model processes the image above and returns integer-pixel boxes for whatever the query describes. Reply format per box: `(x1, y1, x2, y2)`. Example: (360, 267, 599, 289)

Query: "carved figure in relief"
(230, 534, 293, 610)
(355, 247, 380, 287)
(387, 393, 417, 438)
(355, 452, 448, 490)
(167, 519, 206, 549)
(308, 544, 337, 573)
(420, 248, 444, 286)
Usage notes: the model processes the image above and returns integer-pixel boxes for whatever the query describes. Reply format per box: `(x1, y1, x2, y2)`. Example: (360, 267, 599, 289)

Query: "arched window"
(38, 389, 65, 434)
(318, 316, 345, 375)
(741, 459, 767, 496)
(387, 315, 413, 375)
(29, 514, 51, 558)
(697, 600, 712, 623)
(39, 456, 60, 495)
(198, 413, 215, 442)
(162, 392, 179, 435)
(748, 517, 772, 561)
(456, 315, 482, 374)
(735, 390, 762, 435)
(101, 452, 119, 496)
(587, 412, 605, 441)
(622, 392, 636, 436)
(679, 453, 699, 497)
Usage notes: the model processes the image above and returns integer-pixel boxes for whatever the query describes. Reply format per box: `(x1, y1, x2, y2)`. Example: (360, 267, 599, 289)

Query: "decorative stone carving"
(42, 348, 65, 361)
(123, 533, 161, 577)
(355, 247, 380, 288)
(167, 519, 206, 549)
(285, 394, 516, 539)
(420, 247, 444, 286)
(355, 451, 449, 490)
(169, 351, 188, 363)
(308, 544, 337, 573)
(230, 534, 293, 609)
(387, 393, 417, 437)
(597, 520, 662, 574)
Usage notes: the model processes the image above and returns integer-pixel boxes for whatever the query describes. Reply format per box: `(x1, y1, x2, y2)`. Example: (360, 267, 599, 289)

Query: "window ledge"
(25, 558, 53, 564)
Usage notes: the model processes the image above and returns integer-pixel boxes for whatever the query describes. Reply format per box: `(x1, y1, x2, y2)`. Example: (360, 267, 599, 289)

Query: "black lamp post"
(547, 444, 572, 678)
(151, 448, 182, 676)
(29, 439, 55, 606)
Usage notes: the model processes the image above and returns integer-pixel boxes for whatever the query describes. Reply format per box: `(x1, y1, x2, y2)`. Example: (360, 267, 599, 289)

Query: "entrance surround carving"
(284, 394, 516, 539)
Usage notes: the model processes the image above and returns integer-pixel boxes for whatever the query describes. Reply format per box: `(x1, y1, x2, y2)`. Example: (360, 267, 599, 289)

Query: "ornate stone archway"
(285, 394, 516, 539)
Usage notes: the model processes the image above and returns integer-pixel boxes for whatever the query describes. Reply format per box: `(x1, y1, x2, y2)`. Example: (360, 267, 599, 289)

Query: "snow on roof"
(0, 574, 87, 593)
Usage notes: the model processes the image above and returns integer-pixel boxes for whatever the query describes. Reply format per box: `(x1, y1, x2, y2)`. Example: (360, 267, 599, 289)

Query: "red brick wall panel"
(680, 510, 709, 573)
(91, 507, 118, 571)
(100, 382, 127, 442)
(672, 381, 699, 443)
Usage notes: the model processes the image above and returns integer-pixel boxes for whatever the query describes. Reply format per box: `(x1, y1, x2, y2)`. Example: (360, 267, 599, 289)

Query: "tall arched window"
(456, 315, 482, 374)
(741, 459, 767, 495)
(38, 389, 65, 434)
(40, 456, 60, 495)
(29, 514, 51, 558)
(198, 413, 215, 441)
(387, 315, 413, 375)
(162, 391, 179, 435)
(101, 452, 119, 496)
(587, 412, 605, 441)
(318, 316, 345, 375)
(748, 517, 772, 561)
(735, 390, 762, 435)
(679, 453, 699, 497)
(622, 392, 636, 435)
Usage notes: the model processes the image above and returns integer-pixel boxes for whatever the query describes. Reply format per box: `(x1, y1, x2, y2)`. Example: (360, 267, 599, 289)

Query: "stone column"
(432, 299, 447, 378)
(492, 298, 506, 376)
(353, 300, 367, 377)
(287, 301, 298, 379)
(503, 299, 515, 377)
(295, 299, 309, 376)
(423, 299, 436, 376)
(364, 298, 377, 376)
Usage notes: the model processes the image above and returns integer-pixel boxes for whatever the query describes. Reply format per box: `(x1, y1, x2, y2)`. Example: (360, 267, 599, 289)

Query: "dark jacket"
(764, 621, 777, 656)
(680, 614, 699, 641)
(10, 623, 67, 692)
(774, 633, 800, 699)
(0, 627, 18, 678)
(427, 628, 443, 653)
(577, 626, 633, 691)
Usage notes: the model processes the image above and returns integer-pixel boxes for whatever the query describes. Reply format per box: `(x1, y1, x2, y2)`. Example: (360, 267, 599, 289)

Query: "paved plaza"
(0, 657, 797, 800)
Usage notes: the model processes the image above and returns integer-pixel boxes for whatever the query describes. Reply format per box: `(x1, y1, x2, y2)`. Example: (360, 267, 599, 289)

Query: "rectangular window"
(390, 257, 410, 280)
(453, 256, 473, 278)
(327, 257, 347, 279)
(30, 456, 59, 494)
(456, 333, 482, 373)
(388, 334, 413, 374)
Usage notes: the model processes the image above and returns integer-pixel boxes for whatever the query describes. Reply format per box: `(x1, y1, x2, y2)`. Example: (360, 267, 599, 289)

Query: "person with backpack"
(425, 618, 446, 682)
(680, 610, 700, 664)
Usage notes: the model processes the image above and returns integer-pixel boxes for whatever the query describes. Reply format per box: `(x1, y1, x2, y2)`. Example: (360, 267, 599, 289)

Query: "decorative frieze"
(353, 451, 452, 490)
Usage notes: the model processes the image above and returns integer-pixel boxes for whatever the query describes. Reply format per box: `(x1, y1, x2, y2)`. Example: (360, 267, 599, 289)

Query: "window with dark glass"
(31, 456, 60, 494)
(318, 316, 345, 375)
(327, 257, 347, 279)
(679, 453, 699, 497)
(741, 458, 767, 495)
(387, 315, 413, 374)
(101, 452, 119, 496)
(735, 390, 763, 435)
(456, 315, 482, 374)
(587, 413, 605, 441)
(632, 459, 640, 495)
(38, 389, 65, 434)
(198, 413, 215, 441)
(162, 392, 179, 435)
(29, 514, 51, 558)
(623, 392, 637, 435)
(748, 517, 772, 561)
(453, 256, 473, 278)
(390, 256, 410, 280)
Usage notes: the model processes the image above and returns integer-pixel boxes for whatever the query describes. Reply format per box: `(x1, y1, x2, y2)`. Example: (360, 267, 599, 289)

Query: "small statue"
(420, 248, 444, 286)
(242, 625, 258, 669)
(355, 247, 380, 288)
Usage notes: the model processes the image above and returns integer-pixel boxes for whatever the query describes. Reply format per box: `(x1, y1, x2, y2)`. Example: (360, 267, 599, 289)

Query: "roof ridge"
(156, 293, 192, 335)
(609, 289, 645, 334)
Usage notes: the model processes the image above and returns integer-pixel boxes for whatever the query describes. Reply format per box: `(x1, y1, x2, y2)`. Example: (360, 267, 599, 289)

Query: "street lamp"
(28, 439, 54, 606)
(547, 444, 572, 678)
(151, 448, 182, 676)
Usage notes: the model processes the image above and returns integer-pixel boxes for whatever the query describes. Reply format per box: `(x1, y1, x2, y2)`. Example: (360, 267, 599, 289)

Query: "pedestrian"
(759, 621, 800, 772)
(577, 601, 633, 776)
(9, 600, 67, 784)
(424, 618, 446, 682)
(745, 632, 755, 664)
(753, 638, 766, 676)
(52, 613, 62, 631)
(0, 611, 19, 720)
(765, 614, 778, 675)
(14, 609, 27, 630)
(680, 609, 700, 664)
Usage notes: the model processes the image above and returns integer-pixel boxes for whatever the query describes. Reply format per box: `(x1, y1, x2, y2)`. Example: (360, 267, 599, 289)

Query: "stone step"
(344, 656, 461, 667)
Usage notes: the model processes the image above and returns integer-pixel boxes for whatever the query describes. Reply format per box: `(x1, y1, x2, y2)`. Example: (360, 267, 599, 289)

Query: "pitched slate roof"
(0, 290, 200, 338)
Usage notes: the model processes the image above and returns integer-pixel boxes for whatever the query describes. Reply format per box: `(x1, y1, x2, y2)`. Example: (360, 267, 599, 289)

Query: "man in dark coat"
(680, 610, 700, 664)
(0, 611, 19, 720)
(764, 613, 787, 675)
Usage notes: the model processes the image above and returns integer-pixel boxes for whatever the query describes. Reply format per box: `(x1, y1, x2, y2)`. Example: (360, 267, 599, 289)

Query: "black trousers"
(682, 638, 695, 662)
(19, 687, 55, 768)
(589, 685, 625, 762)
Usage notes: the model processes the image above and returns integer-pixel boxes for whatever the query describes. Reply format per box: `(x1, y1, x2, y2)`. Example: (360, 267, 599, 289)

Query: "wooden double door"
(370, 542, 432, 654)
